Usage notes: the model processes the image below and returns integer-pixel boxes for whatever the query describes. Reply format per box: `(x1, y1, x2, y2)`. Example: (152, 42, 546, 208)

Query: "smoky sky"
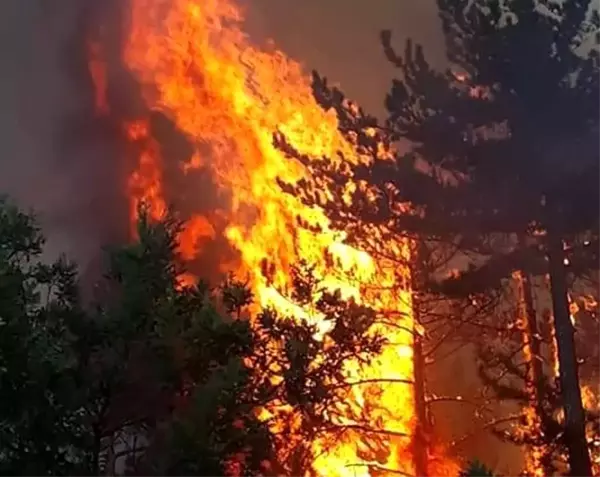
(0, 0, 128, 278)
(245, 0, 447, 116)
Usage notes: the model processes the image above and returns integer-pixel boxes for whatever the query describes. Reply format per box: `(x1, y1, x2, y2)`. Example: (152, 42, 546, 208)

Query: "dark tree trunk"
(411, 238, 430, 477)
(413, 332, 429, 477)
(547, 234, 592, 477)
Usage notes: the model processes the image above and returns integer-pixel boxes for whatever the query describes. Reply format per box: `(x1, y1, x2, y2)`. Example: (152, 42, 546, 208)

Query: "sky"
(246, 0, 447, 115)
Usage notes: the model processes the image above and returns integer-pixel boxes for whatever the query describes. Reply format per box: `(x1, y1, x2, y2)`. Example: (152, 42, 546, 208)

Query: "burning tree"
(276, 0, 598, 476)
(465, 272, 600, 475)
(245, 262, 394, 476)
(86, 0, 434, 475)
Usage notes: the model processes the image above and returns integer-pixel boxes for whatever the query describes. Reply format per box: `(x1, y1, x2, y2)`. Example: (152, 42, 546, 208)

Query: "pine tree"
(276, 1, 598, 475)
(0, 198, 276, 476)
(80, 206, 274, 475)
(460, 459, 496, 477)
(246, 261, 391, 476)
(0, 196, 94, 474)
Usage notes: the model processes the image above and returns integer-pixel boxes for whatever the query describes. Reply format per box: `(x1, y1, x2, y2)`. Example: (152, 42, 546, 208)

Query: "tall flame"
(91, 0, 428, 474)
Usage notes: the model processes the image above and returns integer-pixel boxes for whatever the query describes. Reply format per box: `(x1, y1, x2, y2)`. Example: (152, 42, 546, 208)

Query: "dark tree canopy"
(459, 459, 496, 477)
(278, 0, 599, 280)
(0, 200, 273, 475)
(0, 197, 92, 475)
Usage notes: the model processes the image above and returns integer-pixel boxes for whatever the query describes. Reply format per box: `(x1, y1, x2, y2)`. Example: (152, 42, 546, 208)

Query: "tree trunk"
(520, 273, 546, 415)
(413, 332, 429, 477)
(411, 238, 430, 477)
(519, 271, 554, 475)
(547, 234, 592, 477)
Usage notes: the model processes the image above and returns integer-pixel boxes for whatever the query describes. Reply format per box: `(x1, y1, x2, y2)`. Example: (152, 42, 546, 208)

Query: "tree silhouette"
(0, 200, 274, 476)
(0, 196, 92, 474)
(247, 261, 392, 476)
(460, 459, 495, 477)
(78, 207, 275, 475)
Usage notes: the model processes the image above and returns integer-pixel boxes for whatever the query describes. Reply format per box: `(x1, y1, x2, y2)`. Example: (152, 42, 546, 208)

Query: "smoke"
(244, 0, 447, 116)
(0, 0, 128, 281)
(0, 0, 228, 285)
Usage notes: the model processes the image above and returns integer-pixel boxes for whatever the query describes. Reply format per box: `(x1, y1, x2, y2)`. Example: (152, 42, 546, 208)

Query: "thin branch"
(346, 463, 413, 477)
(325, 423, 410, 439)
(450, 414, 522, 448)
(329, 377, 414, 391)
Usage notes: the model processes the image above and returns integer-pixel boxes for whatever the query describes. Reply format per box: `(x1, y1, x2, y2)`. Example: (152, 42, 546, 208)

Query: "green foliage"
(459, 459, 495, 477)
(1, 198, 383, 476)
(0, 200, 274, 476)
(0, 196, 92, 475)
(81, 206, 272, 476)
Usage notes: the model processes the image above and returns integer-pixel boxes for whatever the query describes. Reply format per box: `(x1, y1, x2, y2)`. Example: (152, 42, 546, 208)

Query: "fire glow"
(88, 0, 461, 475)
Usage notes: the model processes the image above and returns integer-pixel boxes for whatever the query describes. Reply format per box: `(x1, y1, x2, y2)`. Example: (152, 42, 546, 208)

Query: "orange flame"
(122, 0, 415, 474)
(87, 0, 458, 474)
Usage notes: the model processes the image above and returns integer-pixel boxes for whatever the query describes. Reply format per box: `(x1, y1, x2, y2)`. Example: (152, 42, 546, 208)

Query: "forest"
(0, 0, 598, 476)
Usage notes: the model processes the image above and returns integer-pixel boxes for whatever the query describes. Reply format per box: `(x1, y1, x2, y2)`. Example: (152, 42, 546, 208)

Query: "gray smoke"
(0, 0, 128, 281)
(244, 0, 447, 115)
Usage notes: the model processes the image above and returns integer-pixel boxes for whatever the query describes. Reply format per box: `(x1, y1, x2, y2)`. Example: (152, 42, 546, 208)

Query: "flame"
(88, 39, 110, 115)
(582, 382, 600, 473)
(86, 0, 463, 474)
(122, 0, 414, 471)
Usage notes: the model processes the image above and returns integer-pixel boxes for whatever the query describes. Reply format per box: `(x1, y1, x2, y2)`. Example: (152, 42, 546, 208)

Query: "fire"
(582, 384, 600, 473)
(86, 0, 453, 474)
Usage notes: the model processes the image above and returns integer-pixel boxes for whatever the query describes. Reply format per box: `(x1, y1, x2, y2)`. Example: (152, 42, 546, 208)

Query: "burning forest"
(0, 0, 598, 476)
